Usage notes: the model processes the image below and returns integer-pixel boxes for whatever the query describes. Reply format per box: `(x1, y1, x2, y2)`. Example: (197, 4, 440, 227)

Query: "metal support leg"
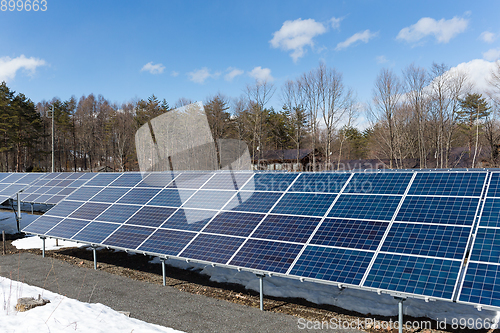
(256, 274, 265, 311)
(161, 258, 166, 286)
(40, 236, 46, 257)
(395, 297, 405, 333)
(31, 203, 34, 214)
(92, 245, 97, 270)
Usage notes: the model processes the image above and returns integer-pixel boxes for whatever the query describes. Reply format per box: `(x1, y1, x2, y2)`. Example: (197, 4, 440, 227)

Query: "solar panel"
(289, 246, 373, 284)
(328, 194, 401, 221)
(363, 253, 461, 300)
(20, 169, 500, 311)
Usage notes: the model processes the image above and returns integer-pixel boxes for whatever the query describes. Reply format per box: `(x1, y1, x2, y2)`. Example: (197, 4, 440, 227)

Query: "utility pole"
(50, 104, 55, 172)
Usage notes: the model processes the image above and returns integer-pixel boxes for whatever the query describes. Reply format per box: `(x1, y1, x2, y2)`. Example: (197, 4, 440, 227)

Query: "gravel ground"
(1, 235, 498, 333)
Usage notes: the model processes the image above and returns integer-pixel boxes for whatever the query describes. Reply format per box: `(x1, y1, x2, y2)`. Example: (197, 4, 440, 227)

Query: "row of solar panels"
(9, 170, 500, 310)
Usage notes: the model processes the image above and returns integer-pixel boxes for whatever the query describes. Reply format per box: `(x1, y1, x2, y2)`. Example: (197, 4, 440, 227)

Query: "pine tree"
(458, 93, 491, 154)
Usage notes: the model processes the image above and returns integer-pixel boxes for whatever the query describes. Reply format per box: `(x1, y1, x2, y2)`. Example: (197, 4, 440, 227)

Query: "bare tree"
(281, 79, 307, 166)
(369, 68, 403, 168)
(403, 64, 428, 168)
(245, 80, 275, 162)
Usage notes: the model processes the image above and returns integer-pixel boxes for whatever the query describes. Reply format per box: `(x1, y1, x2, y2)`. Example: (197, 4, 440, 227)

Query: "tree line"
(0, 60, 499, 172)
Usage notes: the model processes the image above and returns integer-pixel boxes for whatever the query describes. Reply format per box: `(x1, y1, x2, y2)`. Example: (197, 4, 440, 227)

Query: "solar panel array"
(0, 173, 45, 204)
(16, 169, 500, 310)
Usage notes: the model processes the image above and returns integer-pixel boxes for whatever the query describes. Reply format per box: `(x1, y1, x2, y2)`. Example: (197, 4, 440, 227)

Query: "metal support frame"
(394, 297, 406, 333)
(40, 236, 46, 257)
(31, 203, 34, 214)
(256, 273, 265, 311)
(92, 245, 97, 270)
(160, 257, 166, 286)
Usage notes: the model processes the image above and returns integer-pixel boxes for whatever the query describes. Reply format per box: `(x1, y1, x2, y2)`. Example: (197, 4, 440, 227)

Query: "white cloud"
(248, 66, 274, 82)
(330, 17, 343, 30)
(336, 30, 378, 50)
(480, 31, 497, 43)
(376, 55, 388, 64)
(397, 16, 468, 44)
(447, 59, 498, 93)
(0, 55, 46, 82)
(188, 67, 220, 84)
(140, 62, 165, 74)
(270, 18, 331, 62)
(224, 67, 244, 81)
(171, 71, 179, 77)
(483, 48, 500, 61)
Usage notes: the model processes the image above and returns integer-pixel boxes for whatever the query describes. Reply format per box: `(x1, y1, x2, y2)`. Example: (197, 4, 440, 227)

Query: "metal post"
(395, 297, 405, 333)
(31, 203, 34, 214)
(51, 104, 55, 173)
(92, 245, 97, 270)
(256, 274, 265, 311)
(161, 258, 166, 286)
(16, 192, 22, 233)
(2, 230, 5, 255)
(40, 236, 46, 257)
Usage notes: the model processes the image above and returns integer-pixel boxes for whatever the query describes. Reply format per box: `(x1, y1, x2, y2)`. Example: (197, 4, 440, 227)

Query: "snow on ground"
(0, 277, 184, 333)
(150, 257, 500, 325)
(12, 235, 84, 250)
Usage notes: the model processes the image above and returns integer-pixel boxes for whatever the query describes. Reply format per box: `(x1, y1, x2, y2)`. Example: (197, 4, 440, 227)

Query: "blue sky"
(1, 0, 500, 113)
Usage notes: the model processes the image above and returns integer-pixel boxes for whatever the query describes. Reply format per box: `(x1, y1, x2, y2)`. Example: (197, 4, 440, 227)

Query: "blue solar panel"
(181, 234, 245, 264)
(45, 201, 84, 217)
(136, 172, 176, 188)
(182, 190, 236, 210)
(477, 199, 500, 228)
(252, 215, 321, 243)
(459, 262, 500, 307)
(229, 240, 302, 273)
(469, 228, 500, 264)
(241, 173, 298, 192)
(89, 187, 129, 203)
(160, 209, 216, 231)
(328, 195, 401, 221)
(23, 216, 63, 234)
(201, 172, 253, 190)
(138, 229, 196, 255)
(271, 193, 336, 217)
(227, 191, 282, 213)
(85, 173, 121, 187)
(167, 172, 213, 189)
(103, 225, 154, 249)
(125, 206, 176, 228)
(381, 223, 471, 259)
(396, 196, 479, 226)
(94, 204, 141, 223)
(110, 173, 145, 187)
(117, 188, 161, 205)
(290, 246, 373, 284)
(311, 219, 388, 251)
(73, 222, 121, 243)
(46, 218, 90, 239)
(289, 173, 350, 193)
(487, 173, 500, 198)
(69, 202, 110, 220)
(408, 172, 486, 196)
(65, 187, 104, 201)
(343, 172, 413, 195)
(147, 189, 196, 207)
(363, 253, 461, 299)
(202, 212, 264, 237)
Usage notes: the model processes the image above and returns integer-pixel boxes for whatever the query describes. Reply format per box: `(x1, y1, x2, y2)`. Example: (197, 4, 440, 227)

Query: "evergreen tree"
(458, 93, 491, 153)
